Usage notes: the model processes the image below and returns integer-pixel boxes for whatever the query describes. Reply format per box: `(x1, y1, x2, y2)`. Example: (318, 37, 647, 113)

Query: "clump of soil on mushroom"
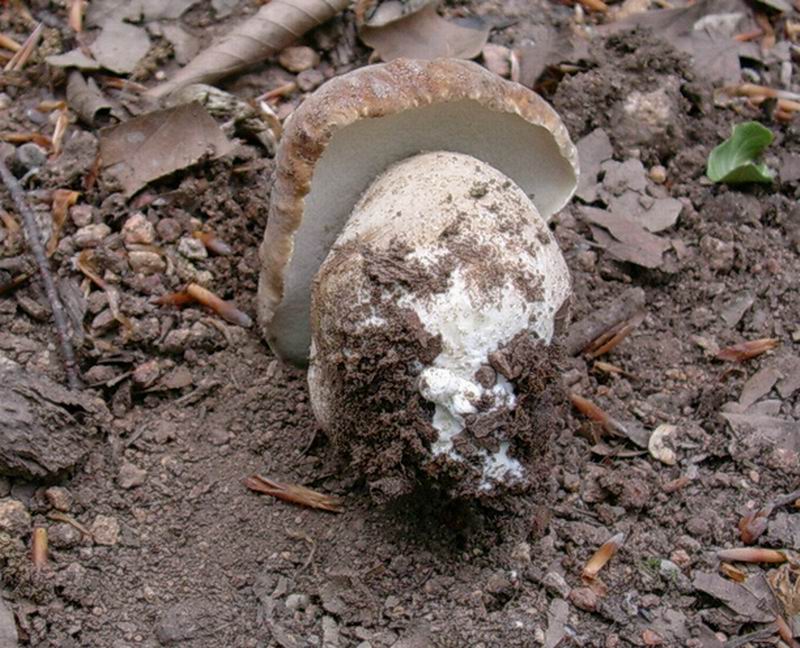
(312, 237, 565, 504)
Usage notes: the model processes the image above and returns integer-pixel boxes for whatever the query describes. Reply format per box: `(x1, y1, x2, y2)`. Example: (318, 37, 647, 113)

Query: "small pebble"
(297, 68, 325, 92)
(156, 218, 182, 242)
(70, 204, 94, 227)
(279, 46, 320, 73)
(482, 43, 511, 78)
(128, 250, 166, 275)
(0, 498, 31, 537)
(122, 212, 156, 246)
(44, 486, 73, 512)
(649, 165, 667, 184)
(49, 522, 81, 549)
(15, 142, 48, 170)
(569, 587, 598, 612)
(177, 236, 208, 260)
(118, 461, 147, 489)
(91, 515, 120, 546)
(74, 223, 111, 248)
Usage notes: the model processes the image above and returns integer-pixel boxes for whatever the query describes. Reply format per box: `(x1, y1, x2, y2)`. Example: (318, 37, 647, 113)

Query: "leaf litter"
(99, 102, 234, 196)
(357, 0, 490, 61)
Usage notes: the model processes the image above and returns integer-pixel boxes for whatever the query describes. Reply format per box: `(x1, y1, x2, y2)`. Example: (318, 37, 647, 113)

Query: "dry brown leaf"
(89, 19, 151, 74)
(67, 70, 115, 127)
(99, 102, 234, 196)
(579, 206, 672, 269)
(244, 474, 343, 513)
(147, 0, 349, 100)
(720, 562, 747, 582)
(47, 189, 79, 256)
(359, 0, 489, 61)
(77, 250, 133, 331)
(768, 562, 800, 616)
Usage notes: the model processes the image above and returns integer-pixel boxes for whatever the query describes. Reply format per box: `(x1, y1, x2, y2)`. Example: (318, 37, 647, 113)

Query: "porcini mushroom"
(258, 58, 579, 499)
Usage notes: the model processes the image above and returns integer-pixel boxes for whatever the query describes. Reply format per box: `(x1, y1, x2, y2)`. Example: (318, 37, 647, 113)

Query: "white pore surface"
(270, 100, 577, 365)
(329, 152, 571, 487)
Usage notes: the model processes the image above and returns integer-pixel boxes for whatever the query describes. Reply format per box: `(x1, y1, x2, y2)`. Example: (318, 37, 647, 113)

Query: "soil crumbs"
(1, 1, 800, 647)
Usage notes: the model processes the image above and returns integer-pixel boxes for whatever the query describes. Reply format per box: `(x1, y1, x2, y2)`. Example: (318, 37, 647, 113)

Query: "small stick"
(565, 287, 645, 355)
(585, 316, 641, 359)
(257, 81, 298, 102)
(727, 83, 800, 102)
(244, 474, 343, 513)
(193, 230, 233, 256)
(583, 532, 625, 580)
(0, 157, 80, 390)
(716, 338, 779, 362)
(4, 22, 43, 72)
(69, 0, 84, 33)
(569, 392, 628, 438)
(0, 33, 22, 52)
(186, 283, 252, 328)
(47, 511, 93, 537)
(717, 547, 787, 564)
(31, 527, 48, 570)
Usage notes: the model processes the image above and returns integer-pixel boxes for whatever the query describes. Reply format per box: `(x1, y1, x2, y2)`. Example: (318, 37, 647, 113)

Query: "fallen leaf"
(739, 366, 780, 408)
(607, 191, 683, 233)
(768, 562, 800, 616)
(146, 0, 350, 99)
(66, 71, 115, 127)
(693, 571, 776, 622)
(579, 206, 671, 269)
(45, 48, 101, 70)
(600, 0, 754, 84)
(85, 0, 201, 26)
(767, 513, 800, 550)
(511, 25, 590, 89)
(161, 23, 201, 66)
(99, 102, 234, 196)
(359, 0, 489, 62)
(89, 19, 151, 75)
(47, 189, 79, 256)
(575, 128, 613, 203)
(707, 122, 775, 184)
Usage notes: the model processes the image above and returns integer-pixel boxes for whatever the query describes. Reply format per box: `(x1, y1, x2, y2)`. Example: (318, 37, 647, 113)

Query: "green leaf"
(706, 121, 775, 184)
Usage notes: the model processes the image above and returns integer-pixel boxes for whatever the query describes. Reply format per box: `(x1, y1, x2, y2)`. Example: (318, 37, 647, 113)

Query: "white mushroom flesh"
(310, 151, 571, 487)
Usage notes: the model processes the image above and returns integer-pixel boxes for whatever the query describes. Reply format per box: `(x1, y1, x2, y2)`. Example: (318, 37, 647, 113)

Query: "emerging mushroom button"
(258, 59, 579, 500)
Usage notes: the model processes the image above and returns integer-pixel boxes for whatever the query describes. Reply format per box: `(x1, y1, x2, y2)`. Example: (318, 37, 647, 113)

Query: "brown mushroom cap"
(258, 58, 579, 366)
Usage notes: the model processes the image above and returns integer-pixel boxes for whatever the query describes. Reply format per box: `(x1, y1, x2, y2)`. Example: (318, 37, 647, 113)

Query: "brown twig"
(0, 33, 22, 52)
(716, 338, 779, 362)
(0, 157, 81, 390)
(569, 392, 628, 438)
(31, 527, 48, 570)
(244, 474, 343, 513)
(192, 230, 232, 256)
(186, 283, 252, 328)
(583, 532, 625, 580)
(717, 547, 787, 564)
(4, 22, 43, 72)
(566, 287, 645, 355)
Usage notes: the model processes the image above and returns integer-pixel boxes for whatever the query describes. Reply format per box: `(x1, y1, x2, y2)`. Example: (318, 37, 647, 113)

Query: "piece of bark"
(0, 367, 108, 480)
(566, 287, 646, 355)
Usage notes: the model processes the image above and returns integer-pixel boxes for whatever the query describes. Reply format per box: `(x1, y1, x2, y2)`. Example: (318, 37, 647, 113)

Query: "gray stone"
(117, 461, 147, 489)
(177, 237, 207, 260)
(15, 142, 47, 169)
(91, 515, 120, 546)
(128, 250, 166, 275)
(44, 486, 73, 511)
(122, 213, 155, 246)
(0, 499, 30, 537)
(74, 223, 111, 248)
(49, 522, 81, 548)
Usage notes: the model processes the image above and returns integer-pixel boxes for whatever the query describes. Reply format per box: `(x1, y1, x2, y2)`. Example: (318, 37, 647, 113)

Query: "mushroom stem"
(308, 151, 571, 495)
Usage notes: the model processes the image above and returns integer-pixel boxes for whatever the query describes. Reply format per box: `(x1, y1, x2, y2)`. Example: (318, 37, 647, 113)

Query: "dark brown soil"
(1, 1, 799, 647)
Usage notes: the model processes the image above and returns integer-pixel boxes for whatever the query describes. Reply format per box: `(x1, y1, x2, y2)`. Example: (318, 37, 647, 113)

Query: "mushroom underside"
(308, 151, 571, 500)
(265, 99, 577, 365)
